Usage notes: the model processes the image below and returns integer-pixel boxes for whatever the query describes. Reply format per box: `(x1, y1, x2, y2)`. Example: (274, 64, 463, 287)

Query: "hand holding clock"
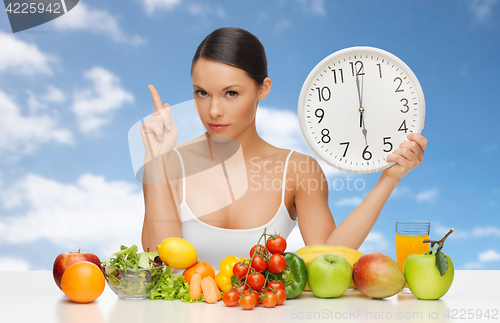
(383, 133, 428, 181)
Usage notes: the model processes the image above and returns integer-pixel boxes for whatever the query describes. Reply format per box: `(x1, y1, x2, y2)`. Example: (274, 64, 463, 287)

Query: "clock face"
(298, 46, 425, 174)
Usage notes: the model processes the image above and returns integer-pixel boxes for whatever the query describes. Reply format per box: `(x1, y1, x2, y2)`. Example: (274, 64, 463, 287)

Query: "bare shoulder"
(288, 151, 325, 176)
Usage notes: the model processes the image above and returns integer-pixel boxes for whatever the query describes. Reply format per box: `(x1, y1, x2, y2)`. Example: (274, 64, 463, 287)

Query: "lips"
(209, 123, 229, 131)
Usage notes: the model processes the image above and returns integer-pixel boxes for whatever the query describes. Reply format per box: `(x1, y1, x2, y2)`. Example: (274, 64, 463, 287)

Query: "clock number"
(398, 120, 408, 133)
(394, 77, 404, 92)
(362, 145, 372, 160)
(340, 142, 350, 157)
(383, 137, 393, 152)
(315, 108, 324, 123)
(400, 98, 409, 113)
(316, 86, 331, 102)
(377, 63, 382, 78)
(349, 61, 365, 76)
(332, 69, 344, 84)
(321, 129, 331, 143)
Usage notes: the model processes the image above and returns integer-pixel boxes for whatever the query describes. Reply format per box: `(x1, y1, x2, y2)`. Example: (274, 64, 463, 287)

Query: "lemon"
(157, 238, 198, 269)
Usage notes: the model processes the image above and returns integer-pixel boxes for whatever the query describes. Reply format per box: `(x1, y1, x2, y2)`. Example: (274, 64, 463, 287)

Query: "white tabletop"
(3, 270, 499, 323)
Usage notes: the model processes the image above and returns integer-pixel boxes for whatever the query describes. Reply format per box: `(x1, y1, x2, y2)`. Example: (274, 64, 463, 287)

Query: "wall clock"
(298, 46, 425, 174)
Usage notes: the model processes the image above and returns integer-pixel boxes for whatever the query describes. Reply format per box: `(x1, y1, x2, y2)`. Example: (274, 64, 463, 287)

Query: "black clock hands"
(356, 73, 368, 146)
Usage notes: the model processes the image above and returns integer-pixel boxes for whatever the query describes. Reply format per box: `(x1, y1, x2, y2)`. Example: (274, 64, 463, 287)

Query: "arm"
(322, 172, 399, 249)
(296, 133, 428, 249)
(141, 153, 183, 252)
(141, 85, 181, 252)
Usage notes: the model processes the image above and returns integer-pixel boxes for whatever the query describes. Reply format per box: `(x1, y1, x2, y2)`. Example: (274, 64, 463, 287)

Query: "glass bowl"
(103, 265, 166, 299)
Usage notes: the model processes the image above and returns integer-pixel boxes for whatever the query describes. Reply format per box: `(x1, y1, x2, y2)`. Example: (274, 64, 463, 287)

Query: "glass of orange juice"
(395, 220, 430, 274)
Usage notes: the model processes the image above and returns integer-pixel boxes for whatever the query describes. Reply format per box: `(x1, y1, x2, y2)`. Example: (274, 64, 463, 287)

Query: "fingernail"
(166, 124, 172, 131)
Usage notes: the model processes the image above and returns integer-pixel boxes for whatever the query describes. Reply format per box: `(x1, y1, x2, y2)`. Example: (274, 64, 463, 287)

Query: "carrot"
(189, 274, 202, 301)
(201, 276, 221, 304)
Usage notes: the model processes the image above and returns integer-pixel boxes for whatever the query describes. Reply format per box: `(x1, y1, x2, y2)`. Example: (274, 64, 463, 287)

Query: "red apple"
(53, 250, 101, 290)
(352, 252, 406, 298)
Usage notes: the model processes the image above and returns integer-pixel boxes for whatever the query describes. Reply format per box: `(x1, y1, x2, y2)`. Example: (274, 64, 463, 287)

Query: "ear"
(257, 77, 272, 100)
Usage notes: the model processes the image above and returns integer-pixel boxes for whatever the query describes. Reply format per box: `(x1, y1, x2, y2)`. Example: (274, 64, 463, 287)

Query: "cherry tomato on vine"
(222, 290, 240, 307)
(261, 291, 278, 308)
(266, 235, 287, 254)
(243, 289, 260, 305)
(247, 273, 265, 290)
(233, 262, 248, 279)
(268, 253, 287, 273)
(233, 284, 248, 294)
(250, 254, 268, 272)
(275, 289, 286, 305)
(267, 281, 285, 291)
(250, 244, 267, 258)
(240, 294, 257, 310)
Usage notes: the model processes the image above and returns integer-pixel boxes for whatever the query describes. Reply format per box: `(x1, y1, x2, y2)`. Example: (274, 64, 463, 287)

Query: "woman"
(140, 27, 428, 269)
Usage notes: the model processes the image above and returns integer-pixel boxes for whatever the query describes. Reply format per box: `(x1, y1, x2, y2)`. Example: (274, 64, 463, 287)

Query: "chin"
(210, 136, 234, 144)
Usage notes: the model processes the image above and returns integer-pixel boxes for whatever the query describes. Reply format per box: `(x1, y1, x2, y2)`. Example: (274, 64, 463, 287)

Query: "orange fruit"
(61, 261, 105, 303)
(183, 261, 215, 284)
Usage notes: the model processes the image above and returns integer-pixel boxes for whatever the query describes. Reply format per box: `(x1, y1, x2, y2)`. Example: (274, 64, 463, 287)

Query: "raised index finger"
(148, 84, 163, 111)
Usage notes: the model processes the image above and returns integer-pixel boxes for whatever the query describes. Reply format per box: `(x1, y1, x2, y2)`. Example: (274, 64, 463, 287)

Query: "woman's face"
(191, 58, 271, 138)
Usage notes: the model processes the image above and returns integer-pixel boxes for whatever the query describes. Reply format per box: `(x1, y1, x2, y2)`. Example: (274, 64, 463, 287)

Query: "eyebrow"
(193, 84, 242, 91)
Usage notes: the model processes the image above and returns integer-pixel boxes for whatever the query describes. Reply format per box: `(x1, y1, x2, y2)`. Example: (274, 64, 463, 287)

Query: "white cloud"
(138, 0, 182, 15)
(478, 249, 500, 262)
(44, 85, 66, 103)
(359, 231, 389, 254)
(274, 19, 291, 33)
(462, 261, 484, 270)
(390, 185, 412, 198)
(0, 173, 144, 254)
(256, 106, 307, 153)
(0, 90, 73, 156)
(72, 67, 134, 133)
(298, 0, 326, 16)
(0, 257, 31, 271)
(434, 223, 500, 240)
(471, 226, 500, 237)
(53, 3, 143, 45)
(335, 197, 363, 207)
(469, 0, 498, 22)
(416, 188, 439, 203)
(187, 3, 225, 17)
(26, 85, 66, 113)
(0, 33, 56, 76)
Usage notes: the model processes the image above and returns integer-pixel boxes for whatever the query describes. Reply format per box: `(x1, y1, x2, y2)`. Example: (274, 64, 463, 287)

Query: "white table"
(3, 271, 499, 322)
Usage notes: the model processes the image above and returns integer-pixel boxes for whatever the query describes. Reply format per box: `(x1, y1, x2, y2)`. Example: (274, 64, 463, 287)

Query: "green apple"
(307, 253, 352, 298)
(404, 252, 454, 300)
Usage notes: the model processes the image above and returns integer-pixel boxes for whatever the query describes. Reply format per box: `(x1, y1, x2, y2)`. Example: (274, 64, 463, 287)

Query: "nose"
(209, 97, 223, 119)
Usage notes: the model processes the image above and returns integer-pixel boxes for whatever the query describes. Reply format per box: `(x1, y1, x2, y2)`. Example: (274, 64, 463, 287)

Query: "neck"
(206, 118, 268, 160)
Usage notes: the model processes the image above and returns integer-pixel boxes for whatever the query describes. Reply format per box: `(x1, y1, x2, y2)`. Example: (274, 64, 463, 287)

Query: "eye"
(226, 90, 238, 98)
(195, 90, 208, 97)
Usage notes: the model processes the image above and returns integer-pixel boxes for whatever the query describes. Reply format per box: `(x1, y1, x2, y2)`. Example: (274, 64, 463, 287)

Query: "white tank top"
(173, 148, 297, 270)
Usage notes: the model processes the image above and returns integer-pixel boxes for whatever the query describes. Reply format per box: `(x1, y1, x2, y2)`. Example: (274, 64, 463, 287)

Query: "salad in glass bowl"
(103, 244, 169, 299)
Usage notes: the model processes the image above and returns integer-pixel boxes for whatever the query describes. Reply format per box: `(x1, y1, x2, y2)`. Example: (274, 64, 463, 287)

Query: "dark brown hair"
(191, 27, 268, 85)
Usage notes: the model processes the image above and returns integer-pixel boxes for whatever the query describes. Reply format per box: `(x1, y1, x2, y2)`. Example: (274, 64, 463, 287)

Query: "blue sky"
(0, 0, 499, 271)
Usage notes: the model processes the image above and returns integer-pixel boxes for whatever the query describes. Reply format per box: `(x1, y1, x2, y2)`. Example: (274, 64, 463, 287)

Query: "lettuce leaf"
(149, 273, 205, 303)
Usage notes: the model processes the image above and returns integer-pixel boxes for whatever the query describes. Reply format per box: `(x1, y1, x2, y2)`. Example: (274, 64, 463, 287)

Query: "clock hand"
(361, 113, 368, 146)
(356, 73, 368, 146)
(356, 73, 363, 108)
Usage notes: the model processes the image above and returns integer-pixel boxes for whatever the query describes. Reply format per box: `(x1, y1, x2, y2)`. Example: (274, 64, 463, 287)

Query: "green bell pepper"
(276, 252, 307, 299)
